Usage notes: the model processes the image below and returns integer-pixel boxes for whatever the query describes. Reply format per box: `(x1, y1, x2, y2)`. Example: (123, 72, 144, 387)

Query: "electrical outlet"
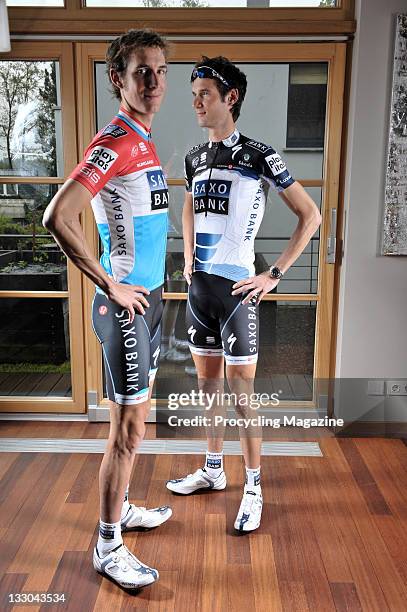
(385, 380, 407, 396)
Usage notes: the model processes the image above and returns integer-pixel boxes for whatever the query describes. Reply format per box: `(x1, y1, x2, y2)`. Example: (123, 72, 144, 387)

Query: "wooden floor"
(0, 437, 407, 611)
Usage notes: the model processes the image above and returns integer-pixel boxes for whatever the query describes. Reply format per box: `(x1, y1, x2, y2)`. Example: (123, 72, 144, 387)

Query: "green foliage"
(0, 361, 70, 374)
(319, 0, 336, 6)
(0, 214, 29, 235)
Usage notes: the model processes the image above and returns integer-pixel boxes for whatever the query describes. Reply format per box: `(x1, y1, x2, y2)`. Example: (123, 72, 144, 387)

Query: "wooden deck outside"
(0, 373, 72, 398)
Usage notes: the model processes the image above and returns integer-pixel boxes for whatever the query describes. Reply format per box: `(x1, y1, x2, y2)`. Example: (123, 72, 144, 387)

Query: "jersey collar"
(117, 107, 152, 141)
(209, 128, 240, 148)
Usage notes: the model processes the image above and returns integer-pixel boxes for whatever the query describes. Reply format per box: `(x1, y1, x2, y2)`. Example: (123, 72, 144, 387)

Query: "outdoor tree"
(0, 61, 40, 170)
(37, 63, 58, 176)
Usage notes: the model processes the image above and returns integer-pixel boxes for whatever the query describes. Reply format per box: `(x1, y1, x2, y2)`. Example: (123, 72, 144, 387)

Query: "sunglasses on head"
(191, 66, 231, 88)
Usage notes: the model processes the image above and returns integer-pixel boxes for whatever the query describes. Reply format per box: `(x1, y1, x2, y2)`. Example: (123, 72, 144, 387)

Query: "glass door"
(0, 43, 86, 413)
(79, 41, 345, 412)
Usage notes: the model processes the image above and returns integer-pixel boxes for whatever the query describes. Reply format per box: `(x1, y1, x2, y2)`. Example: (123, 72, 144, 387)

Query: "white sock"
(121, 484, 130, 521)
(245, 466, 261, 493)
(97, 520, 123, 557)
(204, 451, 223, 478)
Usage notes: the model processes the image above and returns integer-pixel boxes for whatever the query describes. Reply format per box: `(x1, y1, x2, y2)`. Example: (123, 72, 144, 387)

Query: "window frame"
(8, 0, 356, 36)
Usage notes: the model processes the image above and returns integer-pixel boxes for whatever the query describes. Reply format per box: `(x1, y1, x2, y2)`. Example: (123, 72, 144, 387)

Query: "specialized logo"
(231, 144, 243, 160)
(99, 305, 108, 316)
(102, 124, 128, 139)
(265, 152, 287, 176)
(193, 179, 231, 215)
(152, 346, 160, 368)
(247, 140, 270, 153)
(147, 170, 169, 210)
(188, 325, 197, 343)
(227, 333, 237, 353)
(87, 146, 118, 174)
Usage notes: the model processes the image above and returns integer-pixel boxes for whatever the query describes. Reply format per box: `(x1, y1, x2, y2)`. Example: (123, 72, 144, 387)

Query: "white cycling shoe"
(93, 543, 159, 589)
(166, 468, 227, 495)
(234, 488, 263, 532)
(121, 504, 172, 531)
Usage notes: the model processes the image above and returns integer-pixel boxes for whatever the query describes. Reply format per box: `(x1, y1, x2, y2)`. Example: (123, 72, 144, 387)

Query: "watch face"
(271, 267, 281, 278)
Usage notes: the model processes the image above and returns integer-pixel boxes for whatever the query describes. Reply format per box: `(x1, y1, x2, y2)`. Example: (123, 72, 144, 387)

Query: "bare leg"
(190, 352, 225, 452)
(226, 362, 262, 469)
(99, 398, 150, 523)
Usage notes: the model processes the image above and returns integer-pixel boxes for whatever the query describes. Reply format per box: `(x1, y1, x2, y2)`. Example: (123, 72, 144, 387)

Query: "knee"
(112, 420, 146, 456)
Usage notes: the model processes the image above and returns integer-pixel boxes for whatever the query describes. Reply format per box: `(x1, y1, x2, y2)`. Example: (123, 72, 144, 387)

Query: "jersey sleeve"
(260, 148, 295, 192)
(69, 130, 129, 197)
(184, 153, 193, 192)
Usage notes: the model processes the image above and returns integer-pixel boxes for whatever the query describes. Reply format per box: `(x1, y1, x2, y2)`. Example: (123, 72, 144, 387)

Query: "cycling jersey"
(92, 286, 163, 405)
(186, 271, 258, 365)
(70, 106, 169, 293)
(184, 129, 294, 283)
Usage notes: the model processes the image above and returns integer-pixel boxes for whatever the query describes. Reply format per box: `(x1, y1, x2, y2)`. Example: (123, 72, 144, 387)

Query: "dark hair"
(106, 29, 169, 100)
(191, 56, 247, 121)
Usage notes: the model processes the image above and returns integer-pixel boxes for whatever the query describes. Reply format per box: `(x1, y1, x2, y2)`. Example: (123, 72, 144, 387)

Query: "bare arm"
(182, 191, 194, 285)
(232, 181, 321, 303)
(272, 180, 322, 274)
(43, 179, 149, 321)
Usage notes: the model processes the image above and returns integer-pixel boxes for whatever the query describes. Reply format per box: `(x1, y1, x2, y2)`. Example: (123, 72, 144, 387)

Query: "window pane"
(257, 187, 321, 294)
(287, 63, 328, 148)
(86, 1, 337, 7)
(6, 1, 64, 6)
(0, 183, 67, 290)
(162, 185, 321, 295)
(153, 299, 315, 402)
(0, 298, 72, 398)
(95, 62, 326, 180)
(0, 61, 63, 177)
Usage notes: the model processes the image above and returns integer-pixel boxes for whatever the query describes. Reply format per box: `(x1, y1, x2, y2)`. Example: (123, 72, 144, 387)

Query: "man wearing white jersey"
(43, 30, 172, 590)
(166, 57, 321, 532)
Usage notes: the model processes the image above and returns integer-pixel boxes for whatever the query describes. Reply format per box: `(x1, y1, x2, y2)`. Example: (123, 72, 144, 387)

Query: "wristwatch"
(269, 265, 284, 280)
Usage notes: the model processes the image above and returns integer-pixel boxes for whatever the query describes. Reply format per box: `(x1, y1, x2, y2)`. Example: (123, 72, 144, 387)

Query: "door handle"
(326, 208, 337, 264)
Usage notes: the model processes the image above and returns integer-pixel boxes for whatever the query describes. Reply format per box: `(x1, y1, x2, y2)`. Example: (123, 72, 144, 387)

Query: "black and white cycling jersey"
(184, 129, 295, 282)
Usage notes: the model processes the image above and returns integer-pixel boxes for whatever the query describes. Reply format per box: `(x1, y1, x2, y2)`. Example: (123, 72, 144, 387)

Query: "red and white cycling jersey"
(70, 107, 168, 292)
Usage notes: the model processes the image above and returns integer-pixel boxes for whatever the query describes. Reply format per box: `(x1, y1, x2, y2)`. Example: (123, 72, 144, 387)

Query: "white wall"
(336, 0, 407, 379)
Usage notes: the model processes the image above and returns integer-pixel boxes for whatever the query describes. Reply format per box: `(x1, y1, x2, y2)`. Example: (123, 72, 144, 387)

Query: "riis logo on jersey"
(193, 179, 232, 215)
(87, 146, 118, 174)
(147, 170, 169, 210)
(102, 124, 128, 139)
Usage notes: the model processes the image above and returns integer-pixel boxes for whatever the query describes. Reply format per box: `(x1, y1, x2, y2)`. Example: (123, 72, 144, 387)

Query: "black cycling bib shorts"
(91, 285, 163, 405)
(186, 271, 258, 365)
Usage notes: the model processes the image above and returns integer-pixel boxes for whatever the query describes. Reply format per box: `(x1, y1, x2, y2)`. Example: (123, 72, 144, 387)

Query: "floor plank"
(0, 437, 406, 610)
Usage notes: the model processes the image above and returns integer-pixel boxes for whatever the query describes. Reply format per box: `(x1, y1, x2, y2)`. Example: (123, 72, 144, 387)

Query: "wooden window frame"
(8, 0, 356, 37)
(76, 40, 346, 412)
(0, 42, 86, 413)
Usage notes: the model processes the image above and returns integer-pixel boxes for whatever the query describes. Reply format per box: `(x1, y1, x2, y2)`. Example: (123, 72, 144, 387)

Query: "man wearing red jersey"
(43, 30, 172, 590)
